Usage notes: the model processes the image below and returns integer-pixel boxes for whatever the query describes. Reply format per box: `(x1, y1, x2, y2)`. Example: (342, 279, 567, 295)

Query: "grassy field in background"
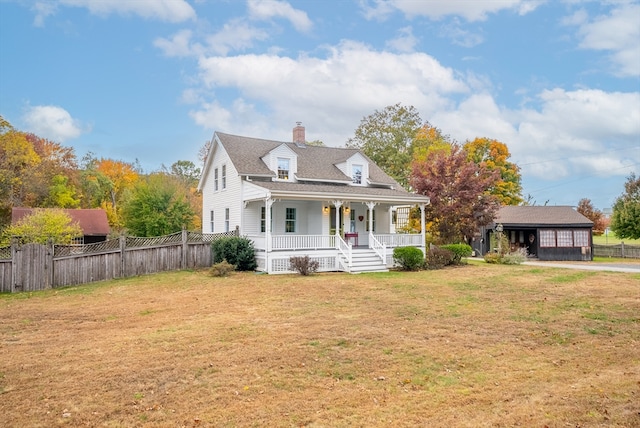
(593, 233, 640, 246)
(1, 265, 639, 427)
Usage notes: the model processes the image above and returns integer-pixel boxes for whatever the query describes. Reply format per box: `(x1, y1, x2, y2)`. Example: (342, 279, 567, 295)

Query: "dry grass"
(1, 264, 639, 427)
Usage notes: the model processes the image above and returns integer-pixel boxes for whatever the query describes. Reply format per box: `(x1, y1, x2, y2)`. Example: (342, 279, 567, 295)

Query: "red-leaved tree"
(410, 144, 500, 244)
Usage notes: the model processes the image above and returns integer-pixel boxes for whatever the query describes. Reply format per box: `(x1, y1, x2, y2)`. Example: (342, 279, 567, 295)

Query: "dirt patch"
(1, 264, 639, 427)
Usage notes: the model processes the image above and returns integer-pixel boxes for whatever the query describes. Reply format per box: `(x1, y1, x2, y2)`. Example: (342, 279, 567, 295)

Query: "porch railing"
(271, 234, 336, 250)
(373, 233, 423, 247)
(369, 233, 386, 264)
(336, 234, 352, 272)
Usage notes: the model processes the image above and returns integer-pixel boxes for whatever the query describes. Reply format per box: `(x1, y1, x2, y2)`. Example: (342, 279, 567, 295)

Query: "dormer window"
(277, 158, 290, 180)
(352, 164, 363, 184)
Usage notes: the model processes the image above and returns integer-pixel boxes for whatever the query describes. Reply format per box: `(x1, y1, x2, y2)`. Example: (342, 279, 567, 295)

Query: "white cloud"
(192, 41, 468, 141)
(154, 29, 204, 57)
(35, 0, 196, 24)
(385, 26, 418, 52)
(32, 2, 57, 27)
(434, 88, 640, 181)
(571, 3, 640, 77)
(247, 0, 313, 32)
(439, 19, 484, 47)
(22, 105, 86, 142)
(360, 0, 541, 22)
(206, 19, 270, 56)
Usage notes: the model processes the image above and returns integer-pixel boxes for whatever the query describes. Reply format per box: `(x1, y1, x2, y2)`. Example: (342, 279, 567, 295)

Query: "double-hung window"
(214, 168, 219, 191)
(285, 208, 296, 233)
(221, 165, 227, 189)
(277, 158, 290, 180)
(210, 210, 214, 233)
(225, 208, 230, 232)
(260, 207, 273, 233)
(352, 164, 363, 184)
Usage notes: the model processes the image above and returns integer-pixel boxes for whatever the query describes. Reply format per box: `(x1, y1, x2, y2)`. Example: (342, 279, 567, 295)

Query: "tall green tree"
(464, 137, 523, 206)
(122, 173, 195, 237)
(1, 208, 82, 245)
(610, 173, 640, 239)
(346, 103, 422, 189)
(410, 144, 500, 244)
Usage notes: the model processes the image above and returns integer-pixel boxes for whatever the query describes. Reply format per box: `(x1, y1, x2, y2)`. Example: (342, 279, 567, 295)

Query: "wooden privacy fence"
(0, 230, 238, 293)
(593, 243, 640, 259)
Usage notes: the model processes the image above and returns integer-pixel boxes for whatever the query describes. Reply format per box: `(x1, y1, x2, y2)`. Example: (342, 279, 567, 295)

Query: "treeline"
(0, 115, 202, 237)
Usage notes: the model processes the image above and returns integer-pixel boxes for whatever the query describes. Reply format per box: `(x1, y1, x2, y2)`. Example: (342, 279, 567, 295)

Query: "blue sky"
(1, 0, 638, 210)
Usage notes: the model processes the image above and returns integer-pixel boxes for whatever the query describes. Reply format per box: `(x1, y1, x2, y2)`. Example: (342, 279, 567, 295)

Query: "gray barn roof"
(493, 206, 593, 228)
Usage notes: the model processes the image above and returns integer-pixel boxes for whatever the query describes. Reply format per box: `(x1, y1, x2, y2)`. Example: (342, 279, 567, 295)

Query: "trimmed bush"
(440, 243, 473, 265)
(212, 237, 257, 271)
(289, 255, 320, 275)
(425, 247, 454, 269)
(501, 249, 527, 265)
(483, 252, 501, 264)
(209, 259, 235, 277)
(393, 246, 425, 271)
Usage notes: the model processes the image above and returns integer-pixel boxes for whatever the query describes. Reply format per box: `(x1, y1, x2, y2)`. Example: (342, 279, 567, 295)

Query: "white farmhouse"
(198, 124, 430, 273)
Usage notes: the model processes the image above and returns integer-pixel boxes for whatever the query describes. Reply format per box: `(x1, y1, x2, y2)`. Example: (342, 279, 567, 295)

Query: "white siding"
(201, 139, 243, 233)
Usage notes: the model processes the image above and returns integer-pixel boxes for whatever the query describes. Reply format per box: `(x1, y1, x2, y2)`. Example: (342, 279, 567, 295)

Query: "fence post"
(182, 228, 188, 269)
(235, 225, 240, 237)
(621, 241, 625, 258)
(10, 238, 17, 293)
(120, 234, 126, 278)
(47, 239, 55, 289)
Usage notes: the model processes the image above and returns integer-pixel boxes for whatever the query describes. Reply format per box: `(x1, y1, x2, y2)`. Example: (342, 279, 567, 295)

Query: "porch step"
(342, 248, 389, 273)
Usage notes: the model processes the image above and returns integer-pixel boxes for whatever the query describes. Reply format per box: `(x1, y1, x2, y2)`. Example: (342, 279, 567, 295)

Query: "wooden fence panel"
(593, 243, 640, 259)
(53, 251, 122, 287)
(0, 231, 237, 293)
(13, 243, 51, 292)
(0, 260, 12, 293)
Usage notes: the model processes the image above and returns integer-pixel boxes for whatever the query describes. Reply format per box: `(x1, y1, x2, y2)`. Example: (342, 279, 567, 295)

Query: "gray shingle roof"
(216, 132, 401, 187)
(494, 206, 593, 227)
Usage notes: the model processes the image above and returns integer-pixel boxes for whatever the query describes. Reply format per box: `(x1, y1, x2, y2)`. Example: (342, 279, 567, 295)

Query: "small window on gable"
(277, 158, 290, 180)
(214, 168, 219, 191)
(352, 164, 363, 184)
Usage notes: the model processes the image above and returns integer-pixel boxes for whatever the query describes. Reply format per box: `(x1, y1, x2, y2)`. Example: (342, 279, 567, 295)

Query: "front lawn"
(1, 266, 638, 427)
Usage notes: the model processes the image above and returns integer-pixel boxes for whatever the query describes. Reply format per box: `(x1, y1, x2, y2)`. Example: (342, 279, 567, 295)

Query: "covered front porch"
(243, 197, 427, 274)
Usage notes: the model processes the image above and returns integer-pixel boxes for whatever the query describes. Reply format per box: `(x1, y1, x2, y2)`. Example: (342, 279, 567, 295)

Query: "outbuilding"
(475, 206, 594, 261)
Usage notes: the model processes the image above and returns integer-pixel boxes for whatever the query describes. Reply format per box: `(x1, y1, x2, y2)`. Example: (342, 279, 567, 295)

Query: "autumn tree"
(1, 208, 82, 245)
(610, 173, 640, 240)
(576, 198, 606, 235)
(0, 118, 41, 227)
(464, 137, 523, 206)
(411, 122, 452, 164)
(410, 144, 500, 244)
(121, 173, 196, 237)
(95, 158, 139, 229)
(346, 103, 422, 189)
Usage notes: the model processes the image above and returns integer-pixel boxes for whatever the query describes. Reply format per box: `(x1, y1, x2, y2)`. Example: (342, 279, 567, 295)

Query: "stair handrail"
(369, 232, 386, 265)
(336, 234, 352, 272)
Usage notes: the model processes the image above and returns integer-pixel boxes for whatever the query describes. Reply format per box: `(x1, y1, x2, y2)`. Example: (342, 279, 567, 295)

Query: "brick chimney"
(293, 122, 305, 144)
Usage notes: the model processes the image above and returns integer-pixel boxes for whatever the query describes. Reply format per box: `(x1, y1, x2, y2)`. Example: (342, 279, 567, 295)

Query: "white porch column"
(332, 200, 343, 236)
(265, 197, 274, 272)
(366, 201, 377, 246)
(419, 203, 426, 249)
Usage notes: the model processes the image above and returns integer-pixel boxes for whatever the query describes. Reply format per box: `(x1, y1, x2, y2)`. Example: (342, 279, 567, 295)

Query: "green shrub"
(483, 252, 501, 264)
(209, 259, 235, 277)
(440, 243, 473, 265)
(393, 246, 425, 271)
(212, 237, 257, 271)
(289, 255, 320, 275)
(425, 247, 454, 269)
(501, 249, 527, 265)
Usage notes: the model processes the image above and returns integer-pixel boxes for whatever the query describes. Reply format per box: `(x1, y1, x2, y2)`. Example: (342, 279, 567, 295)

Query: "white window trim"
(277, 157, 290, 181)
